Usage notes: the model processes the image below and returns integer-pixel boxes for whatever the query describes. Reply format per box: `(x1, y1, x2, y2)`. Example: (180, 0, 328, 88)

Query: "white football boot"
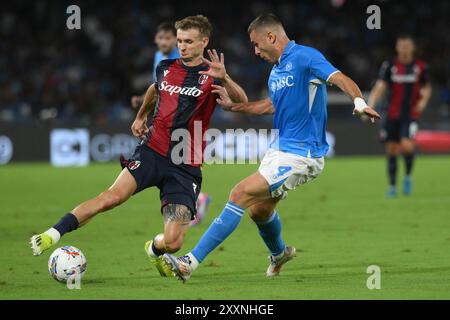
(266, 246, 297, 277)
(162, 254, 194, 283)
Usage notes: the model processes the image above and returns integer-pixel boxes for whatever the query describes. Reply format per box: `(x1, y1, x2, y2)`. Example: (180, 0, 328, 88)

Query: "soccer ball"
(48, 246, 87, 283)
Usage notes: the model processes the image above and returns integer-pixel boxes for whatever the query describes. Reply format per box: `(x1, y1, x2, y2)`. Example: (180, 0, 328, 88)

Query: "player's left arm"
(309, 49, 380, 122)
(328, 71, 381, 122)
(415, 64, 432, 114)
(199, 49, 248, 103)
(131, 83, 157, 138)
(416, 82, 432, 114)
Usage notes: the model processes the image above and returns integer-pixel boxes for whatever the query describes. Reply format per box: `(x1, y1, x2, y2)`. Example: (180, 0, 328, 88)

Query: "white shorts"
(258, 149, 325, 199)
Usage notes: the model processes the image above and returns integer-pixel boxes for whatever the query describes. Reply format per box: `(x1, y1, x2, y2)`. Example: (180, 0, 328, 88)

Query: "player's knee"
(401, 141, 414, 154)
(229, 183, 248, 204)
(386, 144, 400, 155)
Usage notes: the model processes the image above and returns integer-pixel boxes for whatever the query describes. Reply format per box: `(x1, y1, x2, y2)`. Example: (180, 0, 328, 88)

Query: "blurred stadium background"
(1, 0, 449, 164)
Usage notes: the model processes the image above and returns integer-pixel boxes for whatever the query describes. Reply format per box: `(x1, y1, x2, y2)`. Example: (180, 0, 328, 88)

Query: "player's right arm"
(212, 84, 274, 115)
(367, 60, 391, 109)
(230, 98, 274, 115)
(131, 83, 157, 138)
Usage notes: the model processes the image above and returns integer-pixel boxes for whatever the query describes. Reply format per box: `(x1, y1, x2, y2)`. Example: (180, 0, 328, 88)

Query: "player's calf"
(72, 188, 126, 226)
(161, 204, 191, 252)
(145, 204, 191, 276)
(96, 190, 123, 212)
(163, 236, 184, 253)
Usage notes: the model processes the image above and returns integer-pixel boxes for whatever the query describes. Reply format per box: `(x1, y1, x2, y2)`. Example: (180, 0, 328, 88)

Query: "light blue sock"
(191, 201, 244, 263)
(255, 211, 285, 256)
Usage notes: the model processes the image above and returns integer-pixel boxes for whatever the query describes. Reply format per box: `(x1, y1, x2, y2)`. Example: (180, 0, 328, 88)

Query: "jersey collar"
(177, 59, 208, 71)
(276, 40, 296, 66)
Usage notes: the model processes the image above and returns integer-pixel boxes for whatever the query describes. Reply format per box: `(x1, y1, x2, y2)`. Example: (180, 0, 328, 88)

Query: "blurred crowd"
(1, 0, 449, 124)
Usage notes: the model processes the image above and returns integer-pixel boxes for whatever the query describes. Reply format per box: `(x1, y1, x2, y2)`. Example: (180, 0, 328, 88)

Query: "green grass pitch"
(1, 156, 450, 299)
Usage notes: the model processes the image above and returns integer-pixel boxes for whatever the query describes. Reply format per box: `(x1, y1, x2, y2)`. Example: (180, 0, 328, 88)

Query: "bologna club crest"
(128, 160, 141, 170)
(198, 74, 209, 85)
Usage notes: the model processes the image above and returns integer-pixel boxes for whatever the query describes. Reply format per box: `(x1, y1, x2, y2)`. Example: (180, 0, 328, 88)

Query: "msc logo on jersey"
(271, 76, 294, 92)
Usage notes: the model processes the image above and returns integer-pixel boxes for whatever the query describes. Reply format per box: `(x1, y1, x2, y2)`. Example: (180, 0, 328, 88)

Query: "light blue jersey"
(153, 47, 180, 80)
(268, 41, 339, 158)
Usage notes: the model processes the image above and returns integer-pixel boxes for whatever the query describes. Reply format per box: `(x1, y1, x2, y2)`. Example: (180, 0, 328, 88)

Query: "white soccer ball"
(48, 246, 87, 283)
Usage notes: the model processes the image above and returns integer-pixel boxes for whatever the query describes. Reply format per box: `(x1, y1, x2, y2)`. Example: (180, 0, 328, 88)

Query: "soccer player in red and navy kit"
(368, 35, 432, 197)
(30, 15, 247, 275)
(124, 21, 212, 227)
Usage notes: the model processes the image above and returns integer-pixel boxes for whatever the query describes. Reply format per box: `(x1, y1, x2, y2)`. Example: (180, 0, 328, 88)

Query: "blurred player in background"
(162, 14, 380, 282)
(125, 21, 211, 225)
(30, 15, 247, 276)
(368, 35, 432, 197)
(130, 22, 180, 108)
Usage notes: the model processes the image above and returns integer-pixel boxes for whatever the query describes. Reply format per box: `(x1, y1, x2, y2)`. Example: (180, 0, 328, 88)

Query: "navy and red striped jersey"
(145, 59, 219, 167)
(378, 59, 430, 120)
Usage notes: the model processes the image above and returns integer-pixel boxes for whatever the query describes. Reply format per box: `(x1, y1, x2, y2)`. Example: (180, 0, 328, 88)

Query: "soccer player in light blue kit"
(162, 14, 381, 281)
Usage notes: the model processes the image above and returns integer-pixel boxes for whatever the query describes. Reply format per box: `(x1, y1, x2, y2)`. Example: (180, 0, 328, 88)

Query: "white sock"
(44, 227, 61, 244)
(147, 241, 158, 258)
(186, 252, 199, 270)
(274, 247, 286, 260)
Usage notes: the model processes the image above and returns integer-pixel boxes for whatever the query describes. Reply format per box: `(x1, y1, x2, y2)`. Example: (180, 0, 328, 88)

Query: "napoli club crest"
(198, 74, 209, 85)
(286, 62, 293, 71)
(128, 160, 141, 170)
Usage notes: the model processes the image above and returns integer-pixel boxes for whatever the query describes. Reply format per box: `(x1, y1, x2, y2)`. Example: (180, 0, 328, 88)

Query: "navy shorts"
(380, 119, 418, 143)
(126, 145, 202, 219)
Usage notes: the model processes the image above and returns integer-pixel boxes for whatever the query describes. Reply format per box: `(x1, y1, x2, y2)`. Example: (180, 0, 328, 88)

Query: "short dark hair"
(397, 33, 414, 42)
(248, 13, 284, 34)
(156, 21, 176, 36)
(175, 15, 212, 38)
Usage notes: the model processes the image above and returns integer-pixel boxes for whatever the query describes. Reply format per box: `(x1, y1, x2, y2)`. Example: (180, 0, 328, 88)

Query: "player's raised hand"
(199, 49, 226, 81)
(353, 106, 381, 123)
(131, 117, 149, 138)
(212, 84, 233, 110)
